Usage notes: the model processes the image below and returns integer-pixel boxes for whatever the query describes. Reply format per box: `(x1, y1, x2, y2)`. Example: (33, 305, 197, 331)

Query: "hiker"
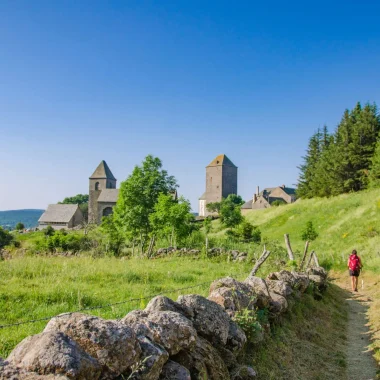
(347, 249, 362, 292)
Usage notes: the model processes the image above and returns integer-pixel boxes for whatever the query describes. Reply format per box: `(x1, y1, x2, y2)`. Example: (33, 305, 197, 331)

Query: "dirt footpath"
(332, 273, 378, 380)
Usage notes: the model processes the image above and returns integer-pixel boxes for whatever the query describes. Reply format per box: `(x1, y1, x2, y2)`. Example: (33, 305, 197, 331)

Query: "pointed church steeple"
(89, 160, 116, 180)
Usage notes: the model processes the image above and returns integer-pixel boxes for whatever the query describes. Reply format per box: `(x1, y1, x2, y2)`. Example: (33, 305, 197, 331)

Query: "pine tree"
(368, 138, 380, 188)
(297, 130, 322, 198)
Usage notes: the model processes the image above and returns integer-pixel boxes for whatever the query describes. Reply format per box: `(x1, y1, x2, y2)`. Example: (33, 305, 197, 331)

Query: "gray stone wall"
(97, 202, 116, 223)
(89, 178, 117, 224)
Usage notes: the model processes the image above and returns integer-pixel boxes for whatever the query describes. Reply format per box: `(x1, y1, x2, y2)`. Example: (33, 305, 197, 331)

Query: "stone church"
(199, 154, 238, 217)
(88, 160, 119, 224)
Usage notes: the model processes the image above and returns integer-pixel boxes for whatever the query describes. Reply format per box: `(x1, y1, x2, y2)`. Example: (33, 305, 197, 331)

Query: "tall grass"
(0, 255, 253, 358)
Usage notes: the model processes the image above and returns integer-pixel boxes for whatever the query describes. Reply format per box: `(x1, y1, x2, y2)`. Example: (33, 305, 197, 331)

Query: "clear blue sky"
(1, 0, 380, 211)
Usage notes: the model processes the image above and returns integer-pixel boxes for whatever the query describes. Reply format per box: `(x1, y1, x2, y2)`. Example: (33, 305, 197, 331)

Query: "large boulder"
(172, 337, 230, 380)
(144, 296, 193, 319)
(208, 277, 257, 316)
(243, 276, 272, 309)
(7, 331, 101, 379)
(291, 272, 310, 293)
(266, 279, 292, 298)
(268, 292, 288, 314)
(177, 295, 230, 346)
(267, 270, 297, 287)
(121, 310, 197, 355)
(159, 360, 191, 380)
(227, 320, 247, 354)
(44, 313, 140, 379)
(129, 336, 168, 380)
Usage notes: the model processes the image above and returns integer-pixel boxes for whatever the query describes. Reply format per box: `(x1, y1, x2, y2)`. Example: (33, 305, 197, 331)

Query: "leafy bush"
(15, 222, 25, 230)
(43, 225, 55, 237)
(236, 220, 261, 243)
(233, 306, 268, 341)
(0, 227, 13, 248)
(301, 221, 318, 241)
(271, 199, 287, 206)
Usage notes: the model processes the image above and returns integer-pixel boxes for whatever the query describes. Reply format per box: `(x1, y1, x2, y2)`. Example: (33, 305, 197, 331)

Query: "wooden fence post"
(284, 234, 295, 261)
(299, 240, 310, 270)
(250, 246, 271, 276)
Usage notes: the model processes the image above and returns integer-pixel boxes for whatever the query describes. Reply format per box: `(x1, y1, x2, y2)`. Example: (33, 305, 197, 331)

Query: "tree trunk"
(147, 236, 155, 258)
(306, 250, 315, 268)
(284, 234, 295, 261)
(250, 246, 271, 276)
(299, 240, 310, 270)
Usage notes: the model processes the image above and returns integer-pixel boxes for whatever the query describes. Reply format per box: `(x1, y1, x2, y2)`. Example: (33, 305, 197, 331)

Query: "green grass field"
(0, 256, 252, 358)
(212, 188, 380, 272)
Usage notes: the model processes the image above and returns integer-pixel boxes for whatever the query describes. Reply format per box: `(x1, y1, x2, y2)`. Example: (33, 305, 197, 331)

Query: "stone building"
(38, 204, 84, 230)
(241, 185, 296, 215)
(88, 160, 119, 224)
(199, 154, 238, 217)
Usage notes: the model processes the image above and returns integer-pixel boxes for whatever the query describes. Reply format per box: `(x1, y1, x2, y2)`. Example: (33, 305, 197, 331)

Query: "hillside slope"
(217, 189, 380, 270)
(0, 209, 44, 230)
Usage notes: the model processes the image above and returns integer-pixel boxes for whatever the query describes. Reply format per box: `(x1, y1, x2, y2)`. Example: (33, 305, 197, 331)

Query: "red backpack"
(349, 254, 360, 271)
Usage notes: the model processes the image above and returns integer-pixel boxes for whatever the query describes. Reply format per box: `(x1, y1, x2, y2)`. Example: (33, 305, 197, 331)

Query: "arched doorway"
(102, 207, 113, 217)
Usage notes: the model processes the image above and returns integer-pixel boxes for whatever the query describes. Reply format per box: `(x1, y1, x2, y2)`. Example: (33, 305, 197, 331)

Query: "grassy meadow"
(0, 255, 253, 358)
(211, 188, 380, 271)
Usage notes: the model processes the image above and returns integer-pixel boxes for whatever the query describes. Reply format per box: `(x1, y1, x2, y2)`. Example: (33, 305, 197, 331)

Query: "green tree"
(15, 222, 25, 230)
(0, 227, 13, 248)
(59, 194, 89, 204)
(113, 155, 177, 255)
(206, 202, 221, 213)
(150, 194, 194, 248)
(236, 219, 261, 243)
(301, 221, 318, 241)
(368, 138, 380, 188)
(220, 194, 243, 229)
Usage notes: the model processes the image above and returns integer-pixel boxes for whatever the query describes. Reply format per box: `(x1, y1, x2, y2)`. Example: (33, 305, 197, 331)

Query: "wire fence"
(0, 267, 252, 330)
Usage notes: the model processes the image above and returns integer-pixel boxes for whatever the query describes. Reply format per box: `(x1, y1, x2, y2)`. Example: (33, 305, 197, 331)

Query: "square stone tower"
(199, 154, 238, 216)
(88, 160, 117, 223)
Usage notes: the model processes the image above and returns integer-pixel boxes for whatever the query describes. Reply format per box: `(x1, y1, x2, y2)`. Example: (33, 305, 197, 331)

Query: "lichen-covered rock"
(121, 310, 197, 355)
(0, 359, 69, 380)
(209, 278, 257, 316)
(291, 272, 310, 292)
(44, 313, 140, 378)
(227, 320, 247, 353)
(266, 279, 292, 298)
(159, 360, 191, 380)
(177, 294, 230, 346)
(230, 365, 257, 379)
(308, 274, 325, 288)
(267, 270, 297, 287)
(128, 336, 168, 380)
(144, 296, 193, 319)
(7, 331, 101, 379)
(307, 267, 327, 280)
(172, 337, 230, 380)
(243, 276, 272, 309)
(268, 292, 288, 314)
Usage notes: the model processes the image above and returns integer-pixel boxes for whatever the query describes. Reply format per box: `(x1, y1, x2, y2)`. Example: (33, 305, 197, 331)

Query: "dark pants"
(349, 269, 360, 277)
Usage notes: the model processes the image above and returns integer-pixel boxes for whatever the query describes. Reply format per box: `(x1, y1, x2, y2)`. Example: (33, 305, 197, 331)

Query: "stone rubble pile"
(0, 267, 328, 380)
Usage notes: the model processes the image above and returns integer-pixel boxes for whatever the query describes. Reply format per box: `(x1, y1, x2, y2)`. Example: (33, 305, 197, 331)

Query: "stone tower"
(88, 160, 117, 223)
(199, 154, 238, 216)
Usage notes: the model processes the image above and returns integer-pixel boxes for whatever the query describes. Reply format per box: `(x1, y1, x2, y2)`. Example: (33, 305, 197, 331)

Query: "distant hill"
(0, 209, 44, 230)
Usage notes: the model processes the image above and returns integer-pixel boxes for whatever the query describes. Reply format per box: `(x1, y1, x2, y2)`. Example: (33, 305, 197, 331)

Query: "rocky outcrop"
(121, 310, 197, 355)
(3, 265, 328, 380)
(44, 313, 140, 379)
(6, 331, 101, 379)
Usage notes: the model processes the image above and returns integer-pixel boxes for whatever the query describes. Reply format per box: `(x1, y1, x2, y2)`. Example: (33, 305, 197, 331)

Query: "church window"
(103, 207, 113, 217)
(95, 182, 100, 190)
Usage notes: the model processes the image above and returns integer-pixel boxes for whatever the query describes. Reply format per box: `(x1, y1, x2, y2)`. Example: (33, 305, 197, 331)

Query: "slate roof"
(199, 192, 207, 200)
(90, 160, 116, 180)
(97, 189, 119, 203)
(241, 199, 253, 209)
(38, 204, 79, 223)
(207, 154, 237, 168)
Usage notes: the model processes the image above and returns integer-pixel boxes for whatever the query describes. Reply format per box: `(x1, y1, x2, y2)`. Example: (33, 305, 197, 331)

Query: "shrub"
(0, 227, 13, 248)
(15, 222, 25, 230)
(43, 225, 55, 237)
(271, 199, 287, 207)
(301, 221, 318, 241)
